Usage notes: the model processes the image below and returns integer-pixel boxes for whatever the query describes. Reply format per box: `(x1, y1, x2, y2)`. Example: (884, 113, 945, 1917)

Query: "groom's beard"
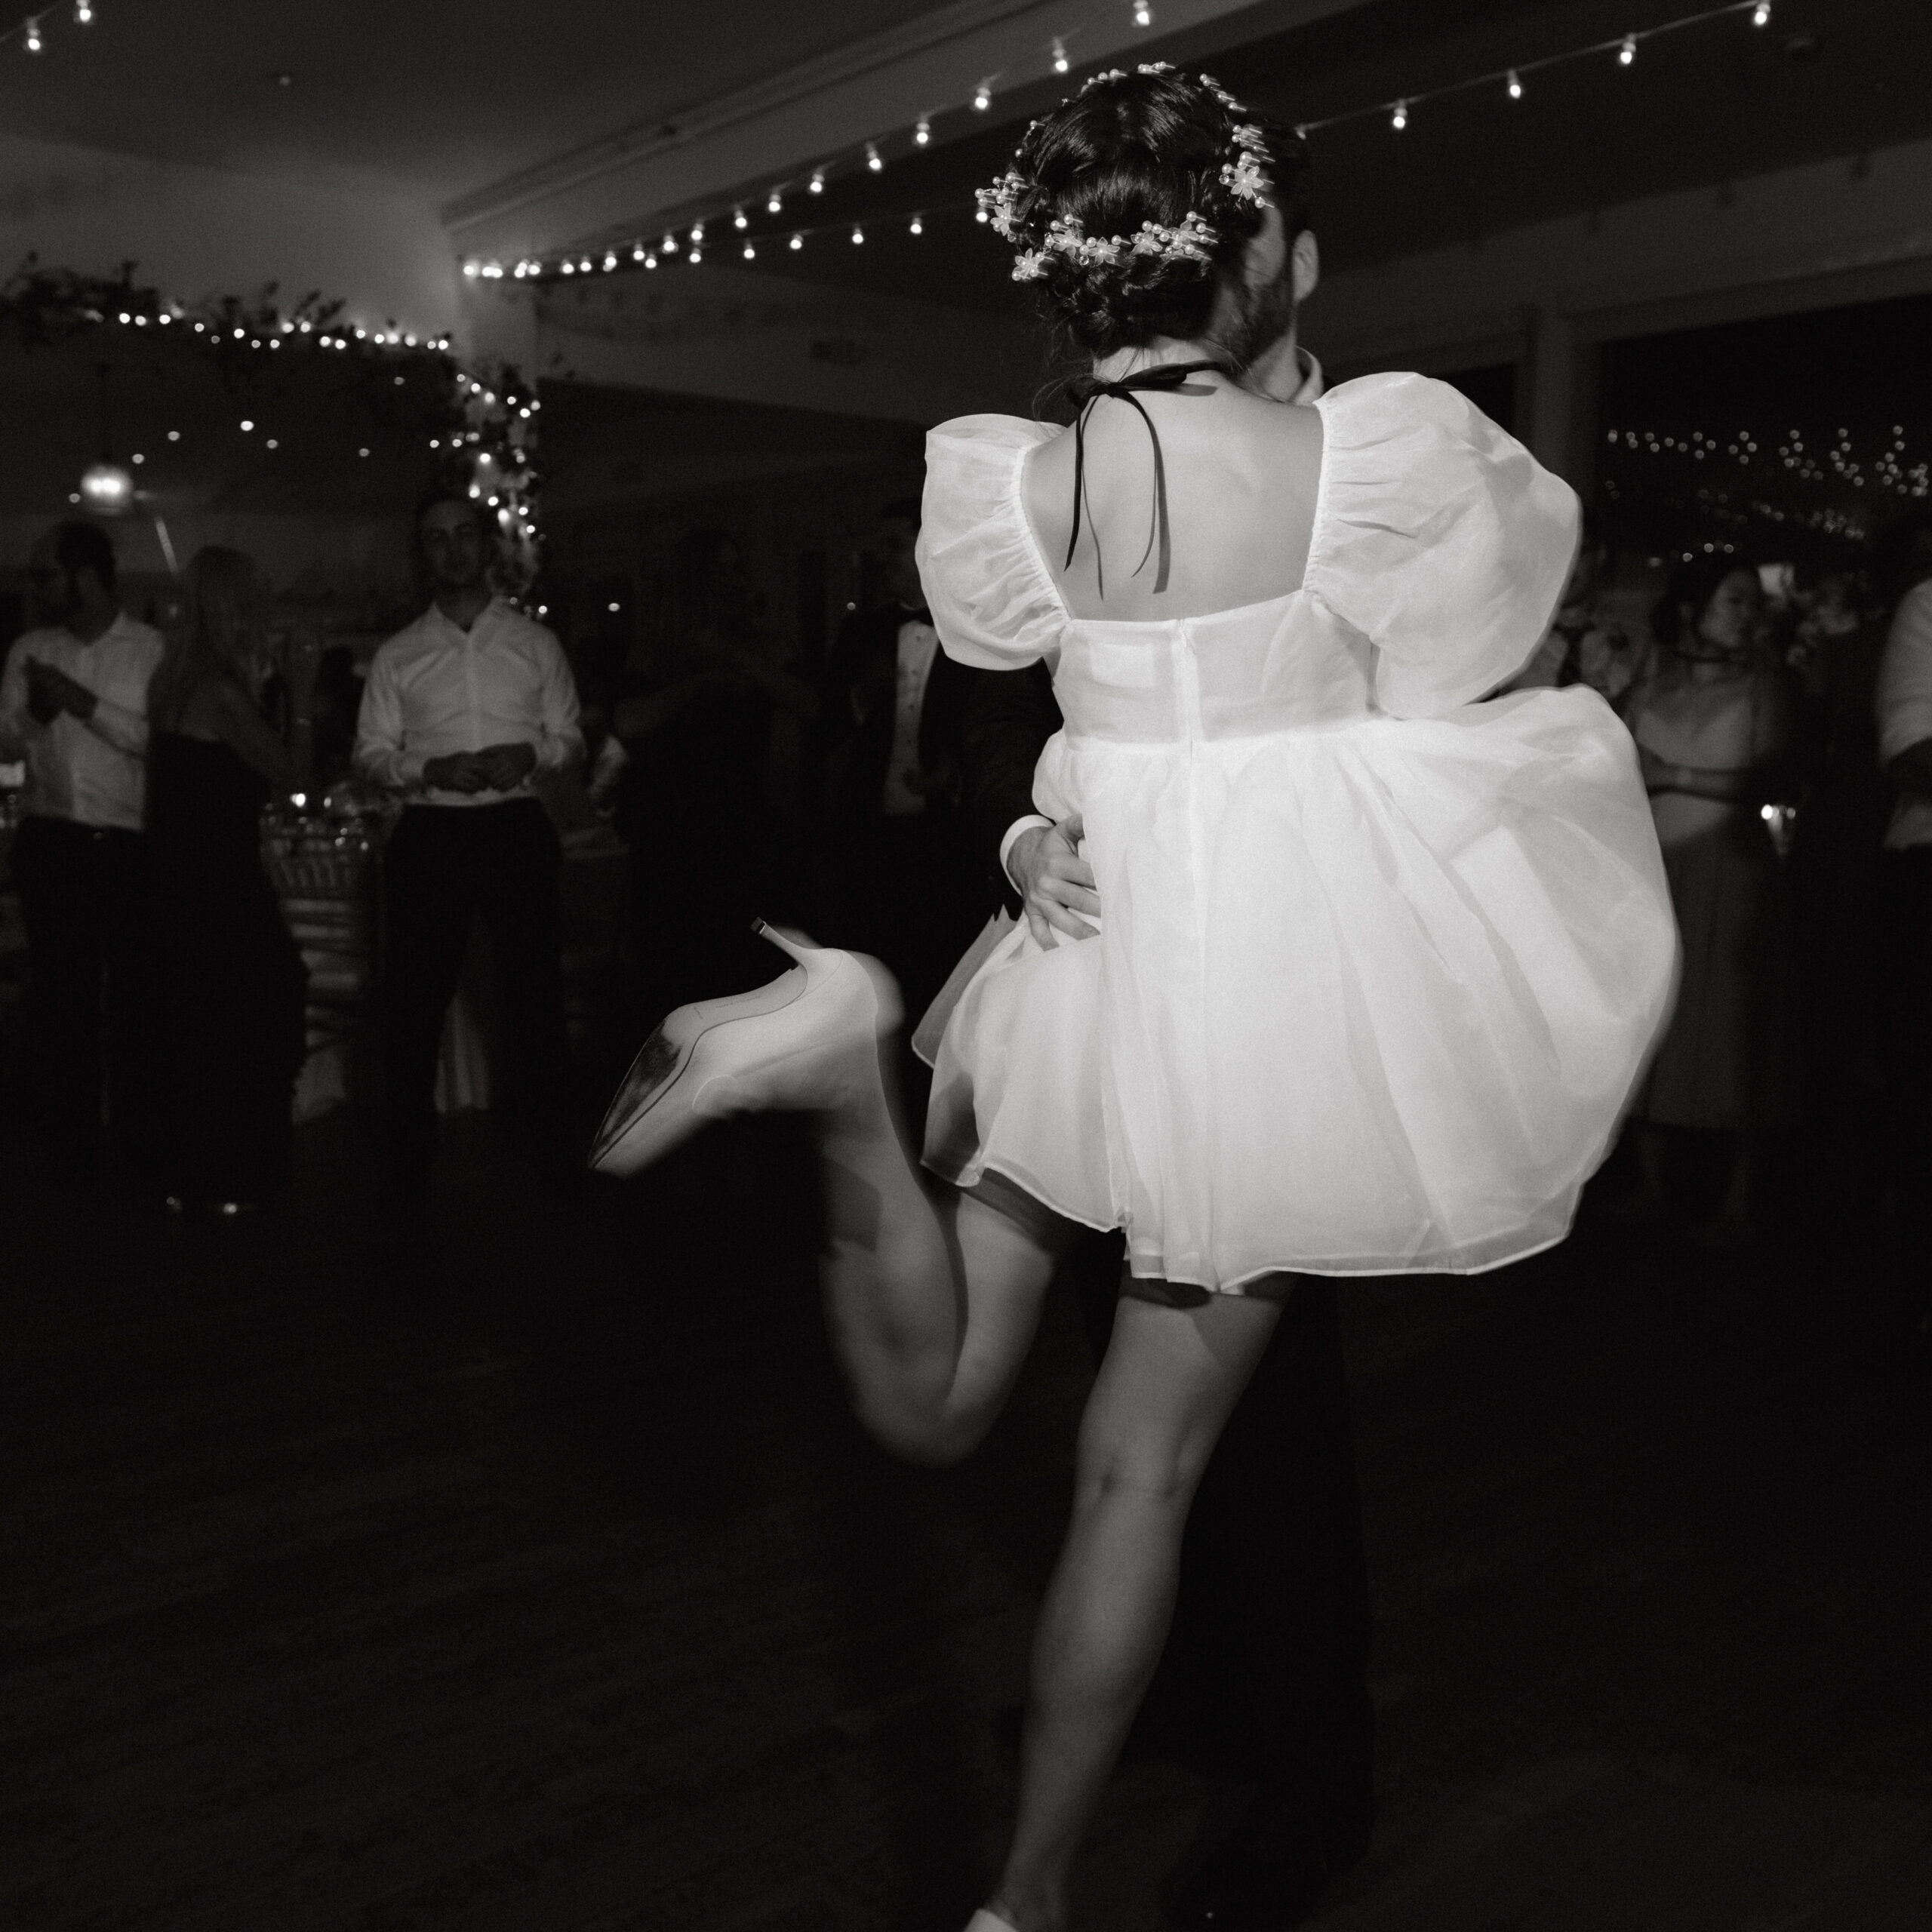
(1220, 269, 1298, 375)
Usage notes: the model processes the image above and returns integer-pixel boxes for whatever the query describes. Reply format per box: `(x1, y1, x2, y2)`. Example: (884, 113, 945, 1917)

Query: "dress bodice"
(917, 371, 1580, 743)
(1054, 593, 1373, 743)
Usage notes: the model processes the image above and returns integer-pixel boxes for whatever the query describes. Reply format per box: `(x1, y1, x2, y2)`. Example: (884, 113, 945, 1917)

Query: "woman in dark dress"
(143, 547, 312, 1211)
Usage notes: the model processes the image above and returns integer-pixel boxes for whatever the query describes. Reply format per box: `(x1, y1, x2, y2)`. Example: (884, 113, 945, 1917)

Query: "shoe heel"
(750, 918, 903, 1035)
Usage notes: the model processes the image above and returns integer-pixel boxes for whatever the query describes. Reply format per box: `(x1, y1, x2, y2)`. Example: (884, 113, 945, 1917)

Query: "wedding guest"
(0, 522, 164, 1187)
(1505, 509, 1646, 706)
(143, 549, 312, 1212)
(354, 491, 584, 1201)
(1872, 515, 1932, 1253)
(1618, 555, 1800, 1246)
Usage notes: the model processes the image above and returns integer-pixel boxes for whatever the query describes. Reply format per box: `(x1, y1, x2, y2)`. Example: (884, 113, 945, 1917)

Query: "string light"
(689, 220, 704, 243)
(789, 232, 804, 250)
(909, 213, 924, 235)
(1052, 38, 1069, 73)
(733, 205, 747, 229)
(851, 225, 865, 245)
(866, 141, 883, 171)
(1619, 33, 1637, 64)
(915, 115, 931, 145)
(632, 243, 647, 261)
(1391, 98, 1408, 130)
(743, 242, 756, 259)
(1133, 1, 1152, 25)
(24, 17, 42, 51)
(809, 168, 826, 193)
(662, 232, 677, 253)
(974, 78, 992, 109)
(767, 188, 783, 214)
(1506, 68, 1522, 98)
(75, 0, 90, 20)
(1752, 1, 1770, 20)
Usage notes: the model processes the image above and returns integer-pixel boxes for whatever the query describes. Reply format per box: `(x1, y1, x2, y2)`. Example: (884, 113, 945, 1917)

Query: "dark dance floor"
(4, 1111, 1928, 1930)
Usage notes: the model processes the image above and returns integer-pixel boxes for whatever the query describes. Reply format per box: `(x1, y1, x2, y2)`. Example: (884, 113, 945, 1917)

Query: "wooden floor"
(3, 1110, 1928, 1931)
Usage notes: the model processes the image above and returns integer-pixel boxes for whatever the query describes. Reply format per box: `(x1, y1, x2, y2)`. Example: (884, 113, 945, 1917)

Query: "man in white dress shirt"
(354, 492, 584, 1197)
(0, 521, 165, 1186)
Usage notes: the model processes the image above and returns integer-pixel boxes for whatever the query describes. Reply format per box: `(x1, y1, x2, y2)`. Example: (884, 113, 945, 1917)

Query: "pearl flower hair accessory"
(979, 65, 1276, 286)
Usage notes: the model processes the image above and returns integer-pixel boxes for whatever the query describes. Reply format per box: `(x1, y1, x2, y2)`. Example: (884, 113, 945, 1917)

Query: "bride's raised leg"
(987, 1286, 1283, 1932)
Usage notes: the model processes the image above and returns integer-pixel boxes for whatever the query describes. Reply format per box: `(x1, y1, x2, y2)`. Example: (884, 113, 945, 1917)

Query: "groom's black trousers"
(1066, 1232, 1375, 1817)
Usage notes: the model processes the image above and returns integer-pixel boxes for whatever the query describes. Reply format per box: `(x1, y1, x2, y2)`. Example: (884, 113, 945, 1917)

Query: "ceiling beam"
(445, 0, 1371, 266)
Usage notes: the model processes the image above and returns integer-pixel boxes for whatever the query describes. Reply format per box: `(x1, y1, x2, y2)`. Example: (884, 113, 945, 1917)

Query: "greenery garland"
(0, 257, 543, 600)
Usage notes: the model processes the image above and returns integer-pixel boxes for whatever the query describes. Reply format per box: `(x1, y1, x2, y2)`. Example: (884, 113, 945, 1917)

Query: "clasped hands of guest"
(422, 742, 539, 793)
(24, 659, 98, 725)
(1008, 814, 1100, 949)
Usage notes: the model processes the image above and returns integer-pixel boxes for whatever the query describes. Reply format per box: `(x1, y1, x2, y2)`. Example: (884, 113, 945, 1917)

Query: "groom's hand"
(1009, 814, 1098, 949)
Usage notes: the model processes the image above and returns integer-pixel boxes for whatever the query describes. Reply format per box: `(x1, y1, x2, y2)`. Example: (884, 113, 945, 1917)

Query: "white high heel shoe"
(589, 922, 903, 1177)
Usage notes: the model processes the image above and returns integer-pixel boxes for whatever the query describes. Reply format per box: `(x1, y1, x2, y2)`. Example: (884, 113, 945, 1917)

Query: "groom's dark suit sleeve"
(961, 661, 1062, 915)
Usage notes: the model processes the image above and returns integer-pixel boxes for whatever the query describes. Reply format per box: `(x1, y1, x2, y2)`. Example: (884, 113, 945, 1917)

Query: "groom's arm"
(961, 663, 1060, 912)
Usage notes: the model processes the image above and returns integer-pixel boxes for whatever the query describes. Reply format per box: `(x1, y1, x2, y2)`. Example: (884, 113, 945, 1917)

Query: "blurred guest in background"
(306, 645, 366, 794)
(1872, 514, 1932, 1255)
(1505, 509, 1646, 706)
(824, 499, 985, 1023)
(143, 549, 312, 1214)
(611, 528, 818, 1023)
(1785, 562, 1891, 1208)
(0, 521, 163, 1189)
(1618, 555, 1800, 1247)
(354, 491, 584, 1203)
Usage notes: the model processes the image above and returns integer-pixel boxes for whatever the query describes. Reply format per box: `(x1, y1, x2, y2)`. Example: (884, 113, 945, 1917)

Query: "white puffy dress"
(915, 372, 1678, 1291)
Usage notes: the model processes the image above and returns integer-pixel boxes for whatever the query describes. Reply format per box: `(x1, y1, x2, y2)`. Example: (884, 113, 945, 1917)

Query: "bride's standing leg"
(812, 1028, 1067, 1465)
(989, 1286, 1284, 1932)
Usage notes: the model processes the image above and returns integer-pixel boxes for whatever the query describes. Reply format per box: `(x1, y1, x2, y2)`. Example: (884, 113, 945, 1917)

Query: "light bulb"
(743, 242, 755, 260)
(866, 142, 883, 172)
(688, 248, 701, 264)
(602, 253, 617, 271)
(75, 1, 93, 22)
(690, 221, 704, 242)
(768, 189, 783, 214)
(974, 81, 992, 110)
(645, 253, 658, 269)
(789, 232, 804, 250)
(1391, 99, 1407, 131)
(1619, 33, 1635, 64)
(663, 232, 677, 252)
(578, 258, 592, 272)
(851, 226, 864, 245)
(909, 214, 924, 235)
(810, 168, 825, 193)
(1133, 2, 1152, 25)
(915, 115, 931, 145)
(1752, 1, 1770, 22)
(734, 206, 747, 229)
(632, 244, 647, 261)
(1052, 38, 1069, 73)
(463, 261, 480, 278)
(1506, 68, 1522, 99)
(25, 19, 42, 51)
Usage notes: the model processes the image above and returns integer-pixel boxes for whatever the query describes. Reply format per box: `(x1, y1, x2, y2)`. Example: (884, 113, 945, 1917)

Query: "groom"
(958, 330, 1376, 1926)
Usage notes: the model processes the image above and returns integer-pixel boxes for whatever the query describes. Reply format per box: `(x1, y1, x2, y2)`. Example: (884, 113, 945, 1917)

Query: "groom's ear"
(1241, 204, 1290, 291)
(1291, 229, 1321, 304)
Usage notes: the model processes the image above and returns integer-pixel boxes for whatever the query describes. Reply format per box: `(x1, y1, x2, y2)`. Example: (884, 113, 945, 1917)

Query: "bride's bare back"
(1023, 374, 1324, 623)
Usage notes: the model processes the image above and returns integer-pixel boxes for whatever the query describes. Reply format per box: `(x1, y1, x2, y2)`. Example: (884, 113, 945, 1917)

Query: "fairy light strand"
(468, 0, 1786, 285)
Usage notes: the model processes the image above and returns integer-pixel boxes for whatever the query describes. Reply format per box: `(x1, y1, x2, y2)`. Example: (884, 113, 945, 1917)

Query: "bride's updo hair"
(985, 65, 1309, 358)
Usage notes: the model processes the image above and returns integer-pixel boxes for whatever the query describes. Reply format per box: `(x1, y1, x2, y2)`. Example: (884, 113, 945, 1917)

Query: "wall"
(0, 131, 457, 340)
(1307, 134, 1932, 487)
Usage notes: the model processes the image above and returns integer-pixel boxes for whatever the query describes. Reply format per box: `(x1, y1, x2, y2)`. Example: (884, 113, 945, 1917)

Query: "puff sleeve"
(1306, 373, 1579, 718)
(916, 415, 1068, 672)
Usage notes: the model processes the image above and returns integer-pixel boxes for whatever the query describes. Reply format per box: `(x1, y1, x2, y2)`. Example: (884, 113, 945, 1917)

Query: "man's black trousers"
(381, 800, 570, 1174)
(1068, 1229, 1375, 1827)
(11, 815, 149, 1184)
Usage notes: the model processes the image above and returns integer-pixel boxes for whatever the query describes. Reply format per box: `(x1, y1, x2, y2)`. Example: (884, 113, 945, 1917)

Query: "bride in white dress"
(592, 64, 1675, 1932)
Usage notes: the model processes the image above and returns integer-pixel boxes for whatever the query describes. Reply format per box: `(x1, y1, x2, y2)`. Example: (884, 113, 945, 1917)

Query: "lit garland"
(465, 0, 1782, 285)
(5, 0, 96, 60)
(1604, 423, 1929, 501)
(1, 259, 545, 598)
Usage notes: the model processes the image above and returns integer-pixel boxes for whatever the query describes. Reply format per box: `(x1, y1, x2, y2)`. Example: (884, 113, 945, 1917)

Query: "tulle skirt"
(923, 687, 1679, 1290)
